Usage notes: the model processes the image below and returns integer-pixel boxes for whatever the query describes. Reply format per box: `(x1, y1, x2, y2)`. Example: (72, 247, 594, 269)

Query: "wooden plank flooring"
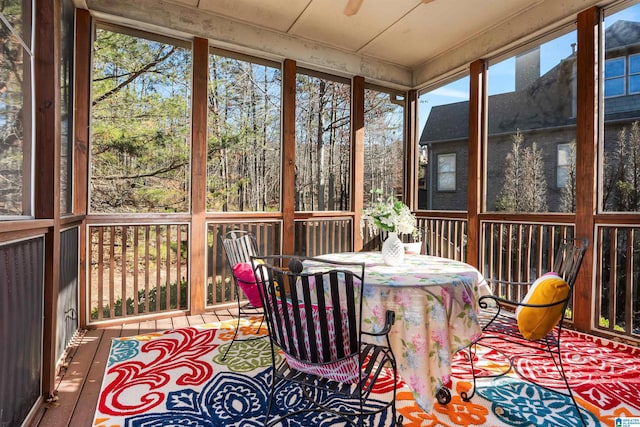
(31, 311, 234, 427)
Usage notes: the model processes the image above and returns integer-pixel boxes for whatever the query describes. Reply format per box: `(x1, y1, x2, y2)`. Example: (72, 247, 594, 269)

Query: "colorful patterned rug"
(93, 317, 640, 426)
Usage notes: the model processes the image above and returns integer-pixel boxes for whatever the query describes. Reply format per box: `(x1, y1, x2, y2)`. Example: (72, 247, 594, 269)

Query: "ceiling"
(78, 0, 606, 89)
(162, 0, 539, 69)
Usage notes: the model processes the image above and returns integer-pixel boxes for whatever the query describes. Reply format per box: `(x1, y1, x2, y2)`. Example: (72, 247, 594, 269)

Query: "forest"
(89, 26, 404, 214)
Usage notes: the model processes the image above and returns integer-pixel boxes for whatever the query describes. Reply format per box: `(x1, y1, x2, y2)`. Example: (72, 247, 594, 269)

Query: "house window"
(556, 143, 573, 188)
(629, 54, 640, 94)
(604, 57, 625, 97)
(437, 153, 456, 191)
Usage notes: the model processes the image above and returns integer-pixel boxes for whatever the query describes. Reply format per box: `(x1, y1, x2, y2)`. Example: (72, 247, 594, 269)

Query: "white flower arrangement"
(360, 190, 417, 237)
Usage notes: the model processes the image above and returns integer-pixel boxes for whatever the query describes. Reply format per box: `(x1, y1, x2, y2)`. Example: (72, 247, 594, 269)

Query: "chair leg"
(264, 344, 278, 427)
(551, 351, 587, 427)
(254, 315, 264, 335)
(393, 365, 402, 426)
(264, 377, 276, 426)
(221, 297, 243, 361)
(220, 319, 240, 360)
(461, 343, 478, 401)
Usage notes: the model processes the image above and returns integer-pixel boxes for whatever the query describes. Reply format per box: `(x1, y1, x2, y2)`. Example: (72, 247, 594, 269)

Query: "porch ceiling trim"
(83, 0, 414, 90)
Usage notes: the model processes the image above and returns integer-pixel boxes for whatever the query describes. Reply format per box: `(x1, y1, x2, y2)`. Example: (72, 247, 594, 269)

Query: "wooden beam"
(405, 90, 418, 209)
(351, 76, 364, 251)
(466, 59, 486, 269)
(73, 8, 90, 216)
(74, 8, 91, 328)
(282, 59, 296, 255)
(190, 37, 208, 314)
(574, 6, 599, 332)
(34, 0, 61, 398)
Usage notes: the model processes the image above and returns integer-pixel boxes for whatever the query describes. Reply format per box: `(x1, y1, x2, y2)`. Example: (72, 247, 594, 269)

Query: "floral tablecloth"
(316, 251, 484, 413)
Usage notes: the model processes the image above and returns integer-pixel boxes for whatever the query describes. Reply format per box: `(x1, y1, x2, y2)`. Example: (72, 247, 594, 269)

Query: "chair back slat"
(286, 274, 309, 361)
(272, 270, 294, 354)
(309, 272, 329, 362)
(221, 230, 258, 268)
(552, 238, 588, 288)
(253, 256, 364, 366)
(328, 272, 345, 359)
(345, 273, 359, 353)
(302, 274, 320, 361)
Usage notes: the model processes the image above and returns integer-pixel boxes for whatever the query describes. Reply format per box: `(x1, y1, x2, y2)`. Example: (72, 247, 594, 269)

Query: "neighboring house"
(419, 20, 640, 212)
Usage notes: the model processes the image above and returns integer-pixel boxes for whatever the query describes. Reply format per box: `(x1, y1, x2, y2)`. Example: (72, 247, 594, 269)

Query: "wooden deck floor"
(31, 311, 235, 427)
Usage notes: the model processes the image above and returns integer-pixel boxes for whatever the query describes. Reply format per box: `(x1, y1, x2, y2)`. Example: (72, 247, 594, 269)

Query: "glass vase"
(381, 232, 405, 266)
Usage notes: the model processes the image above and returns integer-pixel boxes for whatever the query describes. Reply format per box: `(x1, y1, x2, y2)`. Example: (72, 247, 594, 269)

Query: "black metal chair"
(465, 238, 589, 426)
(219, 229, 265, 360)
(252, 255, 401, 426)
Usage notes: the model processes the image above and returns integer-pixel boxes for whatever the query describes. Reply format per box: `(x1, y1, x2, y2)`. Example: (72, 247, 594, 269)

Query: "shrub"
(91, 279, 188, 320)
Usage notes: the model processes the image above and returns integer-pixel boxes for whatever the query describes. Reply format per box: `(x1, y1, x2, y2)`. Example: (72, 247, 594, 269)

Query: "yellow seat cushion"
(515, 274, 569, 341)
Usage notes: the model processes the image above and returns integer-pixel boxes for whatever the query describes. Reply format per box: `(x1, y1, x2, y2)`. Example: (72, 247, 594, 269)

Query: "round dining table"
(315, 251, 485, 413)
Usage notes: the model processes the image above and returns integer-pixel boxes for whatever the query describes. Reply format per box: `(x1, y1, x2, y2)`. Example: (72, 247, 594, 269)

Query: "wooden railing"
(206, 221, 281, 308)
(361, 215, 468, 260)
(84, 212, 640, 345)
(595, 225, 640, 338)
(294, 217, 352, 256)
(88, 223, 189, 323)
(417, 216, 468, 261)
(481, 220, 575, 304)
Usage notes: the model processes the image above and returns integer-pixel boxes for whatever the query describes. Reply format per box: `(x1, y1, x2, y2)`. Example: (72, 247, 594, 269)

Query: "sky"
(417, 2, 640, 133)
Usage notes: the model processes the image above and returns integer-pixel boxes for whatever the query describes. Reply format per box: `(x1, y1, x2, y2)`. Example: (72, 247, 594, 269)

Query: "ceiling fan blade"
(344, 0, 364, 16)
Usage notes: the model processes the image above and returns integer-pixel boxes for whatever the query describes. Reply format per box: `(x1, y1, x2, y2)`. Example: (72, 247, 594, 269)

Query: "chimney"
(515, 47, 540, 91)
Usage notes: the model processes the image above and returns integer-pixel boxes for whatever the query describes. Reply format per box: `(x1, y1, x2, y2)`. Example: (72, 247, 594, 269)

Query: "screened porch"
(2, 0, 640, 425)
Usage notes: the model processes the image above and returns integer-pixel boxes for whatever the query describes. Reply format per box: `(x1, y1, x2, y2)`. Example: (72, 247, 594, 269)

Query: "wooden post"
(573, 7, 599, 331)
(74, 8, 91, 327)
(35, 0, 61, 398)
(466, 59, 486, 269)
(352, 76, 365, 251)
(190, 37, 208, 314)
(282, 59, 296, 255)
(405, 90, 418, 209)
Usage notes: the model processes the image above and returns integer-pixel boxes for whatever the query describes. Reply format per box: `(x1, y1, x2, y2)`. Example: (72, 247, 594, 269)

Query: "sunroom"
(2, 0, 640, 425)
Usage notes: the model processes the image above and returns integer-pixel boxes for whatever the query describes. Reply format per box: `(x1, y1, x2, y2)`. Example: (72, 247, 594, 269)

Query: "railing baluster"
(145, 226, 150, 314)
(490, 224, 496, 282)
(516, 223, 523, 284)
(625, 228, 633, 334)
(121, 225, 127, 316)
(595, 227, 605, 330)
(155, 225, 161, 313)
(536, 226, 543, 278)
(109, 226, 115, 319)
(133, 225, 139, 315)
(97, 227, 104, 321)
(166, 225, 171, 310)
(608, 227, 618, 333)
